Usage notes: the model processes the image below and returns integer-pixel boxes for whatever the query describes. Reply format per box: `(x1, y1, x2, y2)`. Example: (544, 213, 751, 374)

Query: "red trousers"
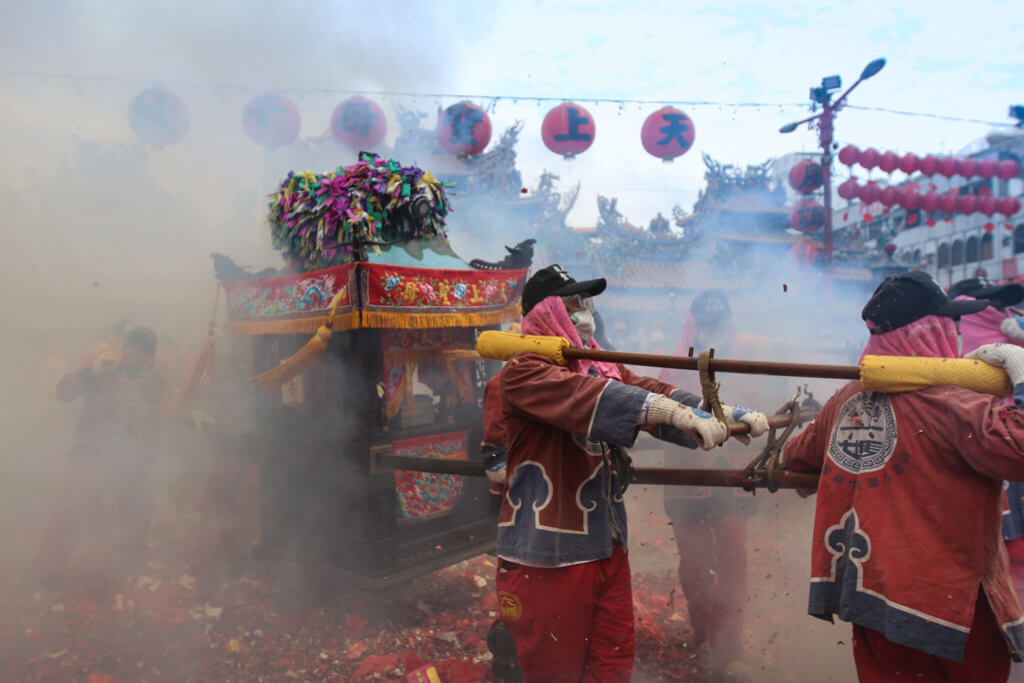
(853, 589, 1010, 683)
(1007, 538, 1024, 683)
(495, 546, 635, 682)
(671, 515, 748, 667)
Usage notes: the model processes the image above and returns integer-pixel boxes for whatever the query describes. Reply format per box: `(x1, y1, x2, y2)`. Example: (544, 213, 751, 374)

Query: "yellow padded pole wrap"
(476, 330, 571, 365)
(859, 354, 1012, 398)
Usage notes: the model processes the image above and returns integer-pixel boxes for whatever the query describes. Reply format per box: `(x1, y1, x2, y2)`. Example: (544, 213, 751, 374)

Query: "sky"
(1, 0, 1021, 243)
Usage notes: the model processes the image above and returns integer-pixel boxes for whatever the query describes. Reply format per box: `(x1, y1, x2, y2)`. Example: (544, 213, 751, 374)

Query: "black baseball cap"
(521, 264, 606, 315)
(947, 277, 1024, 308)
(862, 270, 988, 334)
(124, 327, 158, 355)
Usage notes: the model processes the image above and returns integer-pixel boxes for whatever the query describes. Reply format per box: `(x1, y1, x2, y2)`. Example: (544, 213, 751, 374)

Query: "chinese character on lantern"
(331, 97, 386, 149)
(541, 102, 596, 159)
(129, 86, 189, 148)
(436, 101, 492, 155)
(242, 94, 300, 147)
(641, 107, 695, 162)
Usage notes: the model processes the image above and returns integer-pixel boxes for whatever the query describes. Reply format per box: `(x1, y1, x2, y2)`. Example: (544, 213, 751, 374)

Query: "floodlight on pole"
(777, 57, 887, 266)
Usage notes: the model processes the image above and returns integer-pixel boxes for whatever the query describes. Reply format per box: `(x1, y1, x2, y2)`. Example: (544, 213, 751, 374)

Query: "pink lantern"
(859, 181, 882, 204)
(859, 148, 880, 170)
(878, 151, 899, 174)
(1008, 198, 1023, 215)
(330, 97, 387, 148)
(880, 186, 899, 206)
(789, 199, 825, 233)
(898, 153, 919, 174)
(541, 102, 596, 158)
(980, 196, 998, 215)
(996, 197, 1017, 216)
(884, 243, 897, 256)
(242, 93, 300, 147)
(998, 159, 1021, 180)
(437, 101, 492, 155)
(978, 159, 997, 178)
(939, 191, 957, 214)
(920, 192, 939, 212)
(641, 107, 695, 161)
(899, 188, 920, 211)
(837, 178, 859, 200)
(957, 158, 978, 178)
(919, 154, 939, 176)
(838, 145, 860, 166)
(956, 194, 978, 214)
(937, 157, 958, 178)
(788, 160, 825, 193)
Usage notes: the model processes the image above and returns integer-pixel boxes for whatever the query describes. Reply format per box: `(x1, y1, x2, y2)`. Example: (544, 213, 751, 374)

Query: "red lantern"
(436, 101, 492, 155)
(128, 86, 189, 148)
(998, 159, 1021, 180)
(919, 154, 939, 176)
(984, 223, 996, 233)
(980, 196, 998, 215)
(899, 188, 921, 211)
(878, 151, 899, 174)
(858, 181, 882, 204)
(880, 186, 899, 206)
(978, 159, 997, 178)
(898, 153, 919, 174)
(859, 148, 880, 170)
(789, 199, 825, 233)
(926, 217, 937, 227)
(330, 97, 386, 149)
(939, 191, 957, 214)
(884, 243, 897, 255)
(921, 192, 939, 212)
(788, 160, 825, 193)
(1007, 223, 1016, 231)
(838, 145, 860, 166)
(864, 212, 875, 223)
(956, 194, 978, 214)
(541, 102, 596, 158)
(641, 107, 695, 161)
(837, 178, 859, 200)
(957, 158, 977, 178)
(938, 157, 958, 178)
(242, 94, 300, 147)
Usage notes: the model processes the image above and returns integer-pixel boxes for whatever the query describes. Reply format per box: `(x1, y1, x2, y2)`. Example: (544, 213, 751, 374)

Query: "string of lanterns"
(126, 86, 695, 161)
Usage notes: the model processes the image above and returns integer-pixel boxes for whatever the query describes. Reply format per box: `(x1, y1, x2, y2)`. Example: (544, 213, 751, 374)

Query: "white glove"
(1000, 316, 1024, 344)
(92, 351, 117, 376)
(966, 343, 1024, 385)
(486, 462, 507, 487)
(720, 403, 770, 445)
(644, 394, 729, 451)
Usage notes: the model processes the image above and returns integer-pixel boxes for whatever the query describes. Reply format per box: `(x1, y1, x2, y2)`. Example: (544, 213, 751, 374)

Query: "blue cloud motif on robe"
(497, 459, 624, 565)
(825, 509, 871, 595)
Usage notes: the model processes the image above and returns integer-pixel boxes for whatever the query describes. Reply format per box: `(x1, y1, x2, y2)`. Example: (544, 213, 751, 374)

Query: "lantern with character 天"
(641, 107, 695, 162)
(331, 97, 387, 149)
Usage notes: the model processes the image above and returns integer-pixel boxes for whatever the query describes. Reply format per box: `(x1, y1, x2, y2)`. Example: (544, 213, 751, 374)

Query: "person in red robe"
(35, 327, 168, 585)
(488, 265, 768, 682)
(784, 271, 1024, 682)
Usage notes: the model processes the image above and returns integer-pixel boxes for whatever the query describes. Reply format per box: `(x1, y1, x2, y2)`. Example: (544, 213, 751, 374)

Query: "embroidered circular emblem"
(497, 591, 523, 622)
(827, 393, 898, 474)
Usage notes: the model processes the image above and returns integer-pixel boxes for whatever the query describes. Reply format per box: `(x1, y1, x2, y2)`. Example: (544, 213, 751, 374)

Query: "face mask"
(570, 309, 596, 344)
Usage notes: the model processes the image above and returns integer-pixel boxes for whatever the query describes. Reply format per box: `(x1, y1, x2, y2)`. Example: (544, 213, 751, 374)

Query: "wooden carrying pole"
(561, 346, 861, 380)
(370, 413, 822, 490)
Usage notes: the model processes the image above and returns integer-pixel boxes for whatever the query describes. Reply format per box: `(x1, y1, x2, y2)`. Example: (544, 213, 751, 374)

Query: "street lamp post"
(780, 58, 886, 266)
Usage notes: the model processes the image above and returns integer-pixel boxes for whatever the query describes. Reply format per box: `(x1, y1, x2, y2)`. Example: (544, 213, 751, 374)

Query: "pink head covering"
(521, 296, 622, 380)
(860, 314, 959, 361)
(956, 295, 1014, 355)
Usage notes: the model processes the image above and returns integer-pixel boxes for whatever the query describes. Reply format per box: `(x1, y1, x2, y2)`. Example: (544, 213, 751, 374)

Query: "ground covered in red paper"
(0, 553, 720, 682)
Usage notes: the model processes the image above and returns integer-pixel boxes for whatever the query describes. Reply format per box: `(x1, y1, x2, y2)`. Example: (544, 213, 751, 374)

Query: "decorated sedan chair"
(210, 154, 530, 589)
